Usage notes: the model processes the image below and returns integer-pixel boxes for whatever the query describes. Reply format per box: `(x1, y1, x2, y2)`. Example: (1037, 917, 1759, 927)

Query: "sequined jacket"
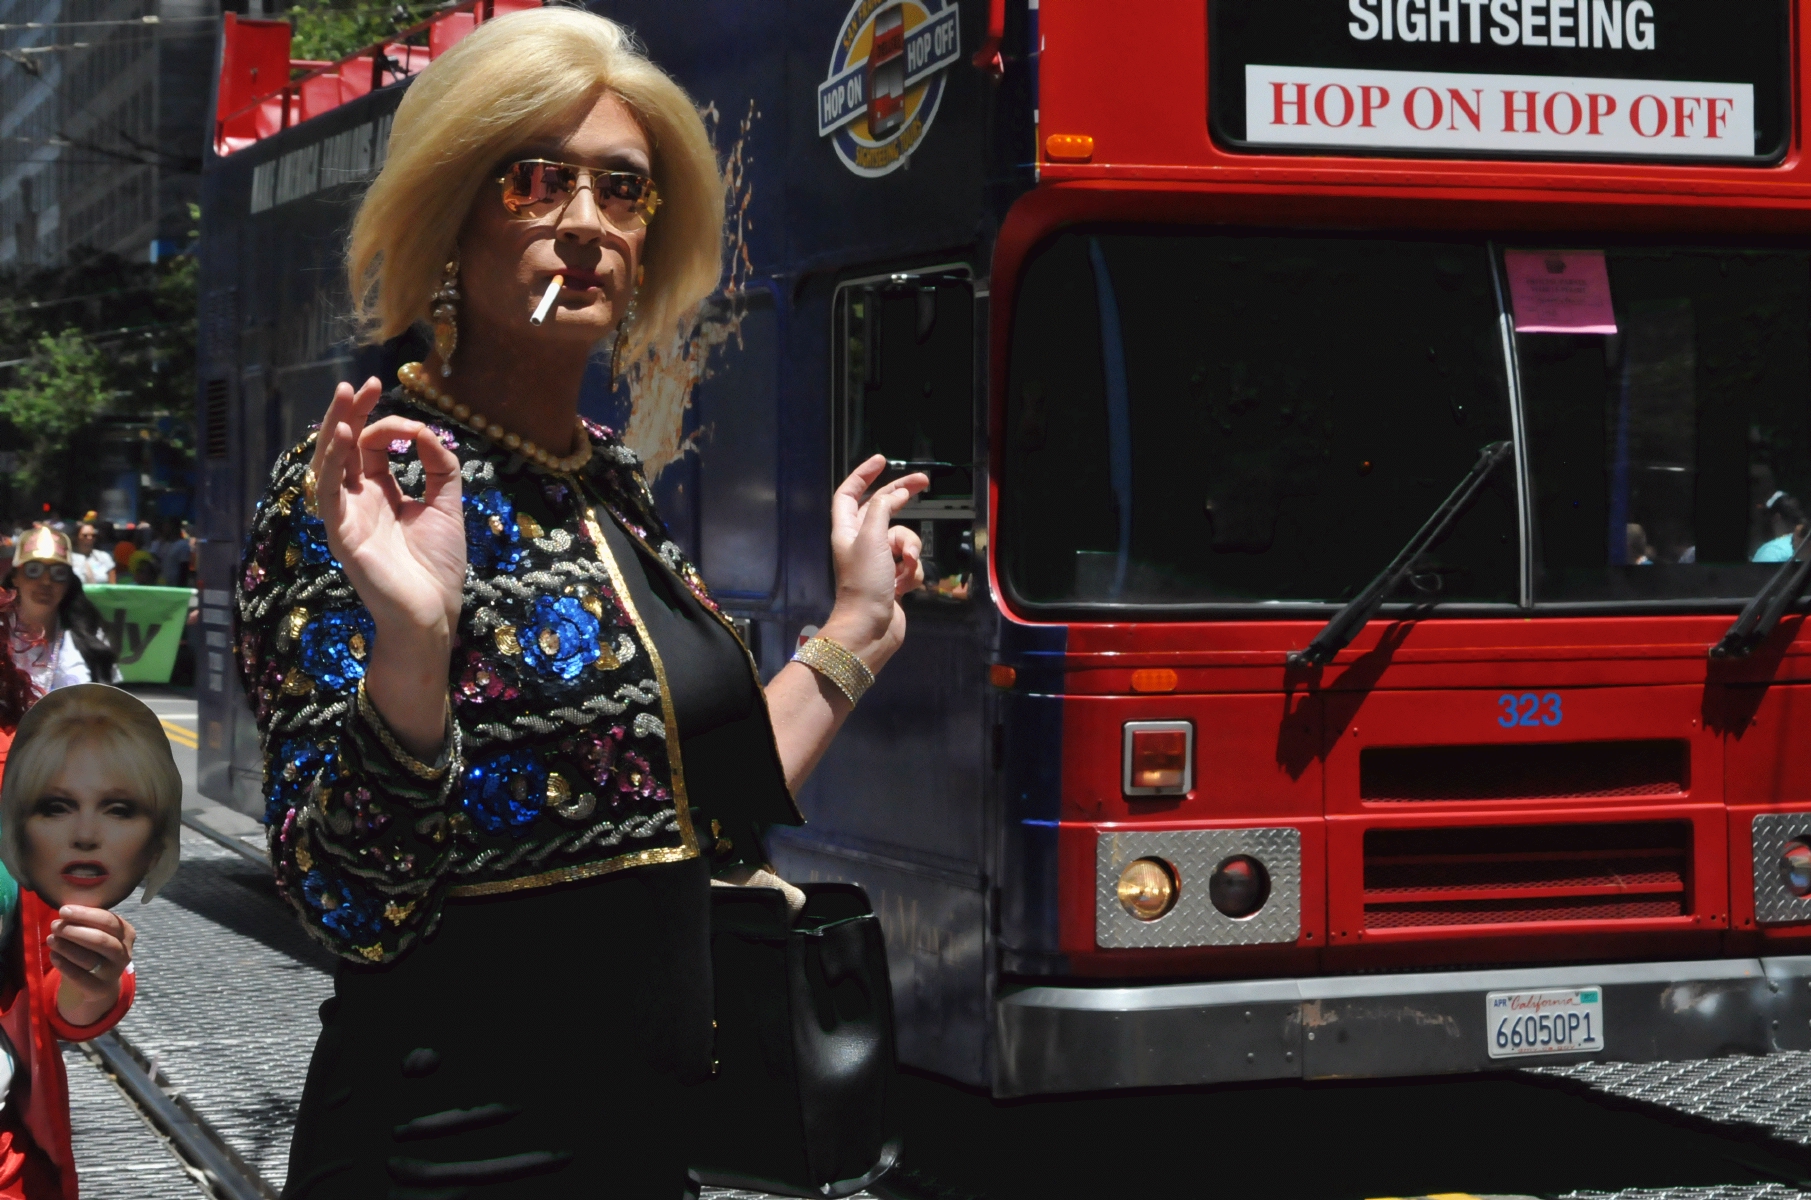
(237, 391, 792, 964)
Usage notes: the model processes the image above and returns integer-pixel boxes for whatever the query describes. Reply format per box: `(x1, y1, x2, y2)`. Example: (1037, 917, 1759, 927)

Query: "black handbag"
(689, 881, 901, 1198)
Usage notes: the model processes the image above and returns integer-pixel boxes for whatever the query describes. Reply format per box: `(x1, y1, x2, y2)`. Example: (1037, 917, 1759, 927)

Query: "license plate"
(1486, 988, 1605, 1059)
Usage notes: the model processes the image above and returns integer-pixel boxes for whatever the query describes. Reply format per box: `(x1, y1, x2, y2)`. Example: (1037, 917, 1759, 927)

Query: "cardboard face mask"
(0, 685, 182, 910)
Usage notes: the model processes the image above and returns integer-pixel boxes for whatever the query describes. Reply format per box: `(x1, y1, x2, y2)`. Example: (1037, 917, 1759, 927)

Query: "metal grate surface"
(63, 1043, 208, 1199)
(116, 828, 336, 1188)
(1535, 1051, 1811, 1147)
(1562, 1189, 1811, 1200)
(1361, 740, 1690, 801)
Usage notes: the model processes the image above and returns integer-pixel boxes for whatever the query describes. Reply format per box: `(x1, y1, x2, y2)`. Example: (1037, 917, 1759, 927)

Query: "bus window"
(1516, 248, 1811, 604)
(834, 269, 975, 601)
(1000, 231, 1517, 612)
(695, 292, 780, 598)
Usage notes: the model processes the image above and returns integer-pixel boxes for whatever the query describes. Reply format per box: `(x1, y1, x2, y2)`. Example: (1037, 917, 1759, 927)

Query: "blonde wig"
(348, 6, 725, 356)
(0, 685, 183, 903)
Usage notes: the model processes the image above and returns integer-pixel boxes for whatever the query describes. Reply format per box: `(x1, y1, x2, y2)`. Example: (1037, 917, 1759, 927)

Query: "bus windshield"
(1000, 231, 1519, 611)
(999, 231, 1811, 615)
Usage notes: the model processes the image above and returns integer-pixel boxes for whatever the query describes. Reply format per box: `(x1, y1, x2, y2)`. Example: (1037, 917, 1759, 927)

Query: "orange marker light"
(1129, 729, 1188, 790)
(989, 664, 1017, 689)
(1130, 668, 1177, 694)
(1045, 133, 1094, 161)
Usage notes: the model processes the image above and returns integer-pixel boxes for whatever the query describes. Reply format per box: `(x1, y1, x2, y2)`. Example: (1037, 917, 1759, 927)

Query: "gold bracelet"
(356, 678, 454, 781)
(793, 636, 876, 706)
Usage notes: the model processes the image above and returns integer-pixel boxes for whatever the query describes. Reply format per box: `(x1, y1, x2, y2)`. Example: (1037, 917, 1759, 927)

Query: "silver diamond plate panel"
(1749, 813, 1811, 925)
(1095, 827, 1301, 948)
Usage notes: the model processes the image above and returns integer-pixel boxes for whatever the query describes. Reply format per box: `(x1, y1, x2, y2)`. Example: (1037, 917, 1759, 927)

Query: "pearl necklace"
(397, 361, 594, 475)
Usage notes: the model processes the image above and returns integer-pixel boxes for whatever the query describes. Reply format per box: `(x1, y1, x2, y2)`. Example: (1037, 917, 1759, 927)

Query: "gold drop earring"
(610, 264, 644, 384)
(431, 255, 461, 378)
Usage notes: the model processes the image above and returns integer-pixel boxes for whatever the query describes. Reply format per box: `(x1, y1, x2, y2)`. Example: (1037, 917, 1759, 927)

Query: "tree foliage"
(288, 0, 439, 64)
(0, 330, 113, 497)
(0, 217, 198, 520)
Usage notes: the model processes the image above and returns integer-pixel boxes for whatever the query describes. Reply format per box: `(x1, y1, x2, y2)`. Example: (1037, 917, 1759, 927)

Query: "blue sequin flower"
(465, 488, 527, 573)
(296, 510, 339, 567)
(519, 595, 601, 682)
(301, 870, 384, 941)
(298, 608, 376, 691)
(462, 748, 547, 836)
(264, 737, 334, 825)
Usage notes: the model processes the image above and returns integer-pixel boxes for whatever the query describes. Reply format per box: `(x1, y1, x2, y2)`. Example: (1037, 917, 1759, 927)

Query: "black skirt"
(283, 856, 711, 1200)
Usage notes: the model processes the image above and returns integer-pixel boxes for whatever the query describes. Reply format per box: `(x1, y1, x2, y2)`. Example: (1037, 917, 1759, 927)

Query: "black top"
(595, 514, 793, 867)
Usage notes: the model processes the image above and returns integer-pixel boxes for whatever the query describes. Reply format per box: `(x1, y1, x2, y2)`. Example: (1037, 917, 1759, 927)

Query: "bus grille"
(1362, 822, 1691, 931)
(1360, 740, 1689, 802)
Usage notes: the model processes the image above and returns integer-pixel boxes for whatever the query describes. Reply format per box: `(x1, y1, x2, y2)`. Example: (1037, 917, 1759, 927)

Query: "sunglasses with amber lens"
(498, 159, 661, 227)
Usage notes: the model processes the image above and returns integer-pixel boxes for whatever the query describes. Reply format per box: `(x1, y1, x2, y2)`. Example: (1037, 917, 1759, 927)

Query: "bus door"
(771, 264, 991, 1084)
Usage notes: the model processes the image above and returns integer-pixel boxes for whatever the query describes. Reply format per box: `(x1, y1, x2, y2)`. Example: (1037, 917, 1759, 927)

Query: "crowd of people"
(0, 516, 196, 590)
(0, 514, 200, 700)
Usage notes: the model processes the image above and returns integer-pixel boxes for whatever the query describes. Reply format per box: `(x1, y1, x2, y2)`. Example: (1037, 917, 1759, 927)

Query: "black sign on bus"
(1209, 0, 1790, 165)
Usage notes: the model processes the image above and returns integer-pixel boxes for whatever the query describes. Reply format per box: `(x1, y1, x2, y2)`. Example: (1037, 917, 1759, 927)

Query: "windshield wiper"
(1709, 538, 1811, 659)
(1287, 440, 1513, 670)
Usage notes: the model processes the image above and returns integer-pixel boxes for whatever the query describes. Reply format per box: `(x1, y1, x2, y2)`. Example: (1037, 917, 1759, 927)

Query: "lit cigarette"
(529, 275, 563, 326)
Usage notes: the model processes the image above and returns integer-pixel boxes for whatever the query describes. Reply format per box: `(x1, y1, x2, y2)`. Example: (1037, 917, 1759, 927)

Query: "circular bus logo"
(816, 0, 962, 178)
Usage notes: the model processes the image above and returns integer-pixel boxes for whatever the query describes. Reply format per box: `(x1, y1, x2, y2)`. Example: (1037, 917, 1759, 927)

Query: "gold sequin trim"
(355, 679, 453, 782)
(494, 623, 521, 656)
(518, 512, 545, 539)
(384, 899, 417, 926)
(577, 501, 698, 856)
(355, 944, 385, 962)
(281, 669, 314, 696)
(445, 844, 696, 898)
(294, 843, 314, 872)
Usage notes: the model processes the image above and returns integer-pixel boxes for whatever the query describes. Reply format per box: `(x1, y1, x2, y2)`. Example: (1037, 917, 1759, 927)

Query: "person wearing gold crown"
(5, 529, 116, 696)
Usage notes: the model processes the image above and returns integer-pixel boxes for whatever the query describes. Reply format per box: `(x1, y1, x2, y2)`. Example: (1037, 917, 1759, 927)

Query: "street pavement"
(51, 688, 1811, 1199)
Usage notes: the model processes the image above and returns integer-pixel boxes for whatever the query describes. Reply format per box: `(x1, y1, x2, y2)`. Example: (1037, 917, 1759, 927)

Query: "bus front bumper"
(994, 956, 1811, 1097)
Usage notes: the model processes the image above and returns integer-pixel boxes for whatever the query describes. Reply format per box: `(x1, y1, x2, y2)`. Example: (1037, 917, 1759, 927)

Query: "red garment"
(0, 890, 134, 1200)
(0, 1112, 59, 1199)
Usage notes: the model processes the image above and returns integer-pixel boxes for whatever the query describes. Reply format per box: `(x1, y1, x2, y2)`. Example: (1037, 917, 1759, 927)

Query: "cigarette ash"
(618, 99, 759, 481)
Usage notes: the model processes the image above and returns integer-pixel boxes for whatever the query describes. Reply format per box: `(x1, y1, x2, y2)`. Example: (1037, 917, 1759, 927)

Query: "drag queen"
(236, 8, 926, 1197)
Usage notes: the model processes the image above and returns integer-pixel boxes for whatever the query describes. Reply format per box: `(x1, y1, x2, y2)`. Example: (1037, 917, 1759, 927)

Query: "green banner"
(86, 585, 193, 684)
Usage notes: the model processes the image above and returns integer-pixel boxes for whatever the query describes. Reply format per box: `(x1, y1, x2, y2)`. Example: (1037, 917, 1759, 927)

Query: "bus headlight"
(1782, 840, 1811, 898)
(1116, 857, 1178, 921)
(1209, 855, 1271, 918)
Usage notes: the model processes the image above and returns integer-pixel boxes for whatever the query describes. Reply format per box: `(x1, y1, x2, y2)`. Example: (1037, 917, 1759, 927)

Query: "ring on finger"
(303, 467, 320, 516)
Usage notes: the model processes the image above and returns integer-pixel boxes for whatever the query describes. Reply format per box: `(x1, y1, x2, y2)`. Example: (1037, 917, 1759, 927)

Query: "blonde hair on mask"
(347, 6, 724, 355)
(0, 685, 182, 903)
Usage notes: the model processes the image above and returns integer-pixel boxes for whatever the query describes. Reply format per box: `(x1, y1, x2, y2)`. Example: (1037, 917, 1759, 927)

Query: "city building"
(0, 0, 217, 268)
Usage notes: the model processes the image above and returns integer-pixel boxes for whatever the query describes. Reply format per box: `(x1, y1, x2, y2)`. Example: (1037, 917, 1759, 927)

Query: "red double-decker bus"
(198, 0, 1811, 1101)
(980, 0, 1811, 1096)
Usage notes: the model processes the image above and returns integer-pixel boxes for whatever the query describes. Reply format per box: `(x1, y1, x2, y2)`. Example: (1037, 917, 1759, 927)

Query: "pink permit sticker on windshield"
(1505, 250, 1618, 335)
